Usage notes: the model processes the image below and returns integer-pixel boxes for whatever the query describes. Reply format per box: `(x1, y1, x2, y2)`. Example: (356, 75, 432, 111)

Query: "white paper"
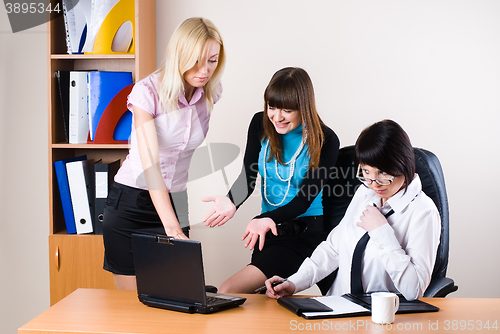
(62, 0, 91, 53)
(82, 0, 120, 53)
(302, 296, 370, 318)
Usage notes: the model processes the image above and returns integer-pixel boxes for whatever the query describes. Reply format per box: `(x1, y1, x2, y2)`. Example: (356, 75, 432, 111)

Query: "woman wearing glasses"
(264, 119, 441, 301)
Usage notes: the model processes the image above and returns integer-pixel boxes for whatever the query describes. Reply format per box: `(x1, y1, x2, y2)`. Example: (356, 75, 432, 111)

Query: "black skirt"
(250, 216, 327, 279)
(102, 182, 189, 275)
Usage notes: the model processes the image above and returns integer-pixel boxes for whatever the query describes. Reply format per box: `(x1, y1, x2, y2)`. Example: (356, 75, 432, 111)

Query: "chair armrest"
(424, 277, 458, 297)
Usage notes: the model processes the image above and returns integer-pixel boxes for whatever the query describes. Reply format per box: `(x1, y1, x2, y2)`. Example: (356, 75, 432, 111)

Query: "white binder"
(69, 71, 90, 144)
(66, 159, 94, 234)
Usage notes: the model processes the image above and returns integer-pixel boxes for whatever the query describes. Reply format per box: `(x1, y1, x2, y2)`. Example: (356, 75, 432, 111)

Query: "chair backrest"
(413, 148, 449, 280)
(323, 146, 361, 231)
(322, 146, 450, 280)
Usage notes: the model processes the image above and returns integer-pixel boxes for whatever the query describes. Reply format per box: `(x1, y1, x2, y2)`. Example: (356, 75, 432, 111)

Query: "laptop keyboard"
(207, 296, 231, 306)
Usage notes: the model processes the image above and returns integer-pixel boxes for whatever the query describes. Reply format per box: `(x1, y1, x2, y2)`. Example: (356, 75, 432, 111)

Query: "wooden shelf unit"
(47, 0, 156, 305)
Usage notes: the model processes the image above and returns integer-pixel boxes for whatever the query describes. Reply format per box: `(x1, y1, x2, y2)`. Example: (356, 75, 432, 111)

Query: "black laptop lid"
(132, 234, 207, 306)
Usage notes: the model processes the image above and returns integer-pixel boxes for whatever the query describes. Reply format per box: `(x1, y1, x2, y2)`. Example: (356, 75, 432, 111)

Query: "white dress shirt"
(288, 174, 441, 300)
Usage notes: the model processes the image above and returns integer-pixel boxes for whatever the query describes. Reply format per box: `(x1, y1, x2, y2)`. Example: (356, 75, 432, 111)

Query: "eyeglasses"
(356, 165, 396, 186)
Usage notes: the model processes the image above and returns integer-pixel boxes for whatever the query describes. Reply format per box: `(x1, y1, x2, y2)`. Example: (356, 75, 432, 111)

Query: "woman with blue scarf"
(203, 67, 340, 293)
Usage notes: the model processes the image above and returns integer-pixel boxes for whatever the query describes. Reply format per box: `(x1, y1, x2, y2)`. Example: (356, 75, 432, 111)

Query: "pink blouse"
(114, 72, 221, 192)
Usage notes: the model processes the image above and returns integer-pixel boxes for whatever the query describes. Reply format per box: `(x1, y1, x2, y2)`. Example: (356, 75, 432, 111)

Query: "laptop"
(132, 233, 246, 314)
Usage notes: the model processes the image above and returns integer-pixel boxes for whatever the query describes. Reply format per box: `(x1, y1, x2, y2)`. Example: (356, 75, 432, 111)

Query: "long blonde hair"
(157, 17, 225, 113)
(263, 67, 325, 169)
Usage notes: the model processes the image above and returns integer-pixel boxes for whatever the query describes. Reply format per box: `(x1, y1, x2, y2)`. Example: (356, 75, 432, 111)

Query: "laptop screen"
(132, 234, 208, 306)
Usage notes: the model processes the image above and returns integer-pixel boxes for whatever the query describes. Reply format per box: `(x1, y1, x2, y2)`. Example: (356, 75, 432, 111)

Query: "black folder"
(343, 293, 439, 314)
(278, 293, 439, 319)
(278, 297, 333, 315)
(93, 160, 120, 234)
(55, 70, 70, 143)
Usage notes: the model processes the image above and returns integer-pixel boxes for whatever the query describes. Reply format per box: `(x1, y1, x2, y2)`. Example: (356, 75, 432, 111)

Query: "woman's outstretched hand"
(242, 217, 277, 251)
(202, 195, 236, 227)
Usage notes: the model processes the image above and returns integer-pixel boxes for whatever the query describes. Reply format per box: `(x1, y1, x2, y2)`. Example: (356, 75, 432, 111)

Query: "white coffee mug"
(371, 292, 400, 324)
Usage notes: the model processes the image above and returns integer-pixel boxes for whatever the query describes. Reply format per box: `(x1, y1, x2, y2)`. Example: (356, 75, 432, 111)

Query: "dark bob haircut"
(354, 119, 415, 191)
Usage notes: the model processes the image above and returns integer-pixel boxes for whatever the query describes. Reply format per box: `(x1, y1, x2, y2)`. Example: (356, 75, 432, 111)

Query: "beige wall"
(2, 0, 499, 332)
(0, 9, 50, 333)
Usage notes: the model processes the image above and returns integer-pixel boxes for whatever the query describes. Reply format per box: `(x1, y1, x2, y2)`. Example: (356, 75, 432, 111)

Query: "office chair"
(319, 146, 458, 297)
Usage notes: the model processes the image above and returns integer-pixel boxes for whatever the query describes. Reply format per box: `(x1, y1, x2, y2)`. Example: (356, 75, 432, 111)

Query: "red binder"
(92, 83, 134, 144)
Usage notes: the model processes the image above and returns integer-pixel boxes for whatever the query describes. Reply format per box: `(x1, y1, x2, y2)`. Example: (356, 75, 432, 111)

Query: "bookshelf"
(47, 0, 156, 305)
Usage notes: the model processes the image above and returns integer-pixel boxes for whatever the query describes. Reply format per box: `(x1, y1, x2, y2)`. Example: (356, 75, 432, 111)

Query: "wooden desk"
(19, 289, 499, 334)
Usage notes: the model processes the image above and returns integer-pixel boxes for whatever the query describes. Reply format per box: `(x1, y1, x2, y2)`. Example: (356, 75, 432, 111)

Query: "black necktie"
(350, 208, 394, 295)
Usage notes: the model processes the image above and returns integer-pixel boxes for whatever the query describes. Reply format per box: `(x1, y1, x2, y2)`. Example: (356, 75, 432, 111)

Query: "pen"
(254, 278, 287, 293)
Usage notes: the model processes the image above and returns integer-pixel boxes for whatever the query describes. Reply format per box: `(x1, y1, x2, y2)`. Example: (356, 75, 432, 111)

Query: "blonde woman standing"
(102, 17, 226, 290)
